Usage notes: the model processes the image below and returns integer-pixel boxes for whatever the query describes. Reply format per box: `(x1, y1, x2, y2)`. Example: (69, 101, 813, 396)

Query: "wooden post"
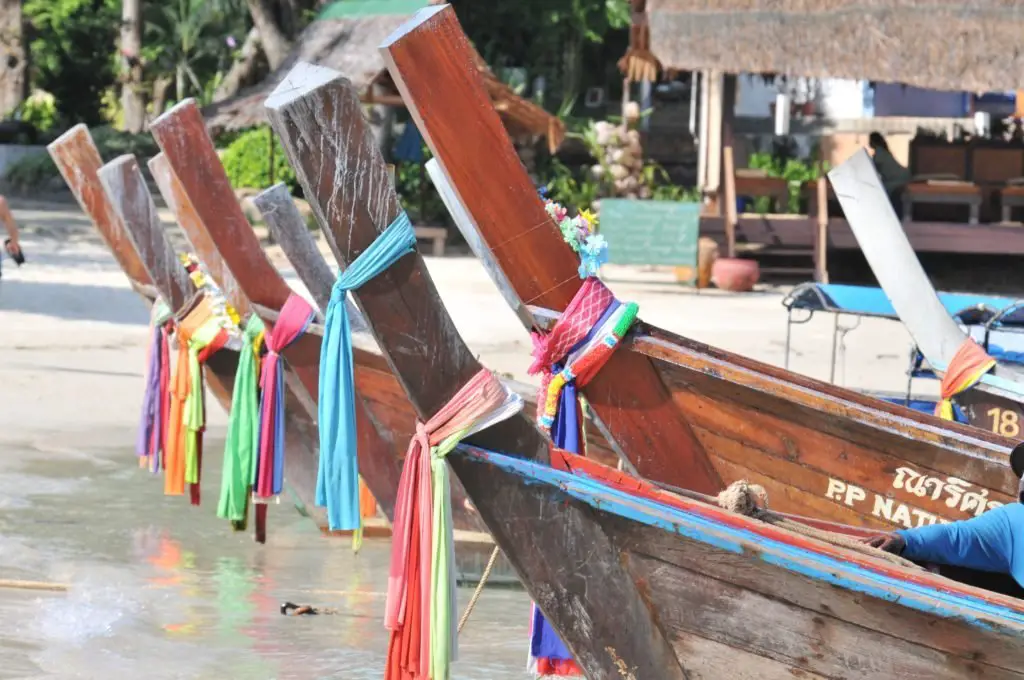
(704, 71, 724, 213)
(723, 146, 738, 259)
(815, 172, 829, 283)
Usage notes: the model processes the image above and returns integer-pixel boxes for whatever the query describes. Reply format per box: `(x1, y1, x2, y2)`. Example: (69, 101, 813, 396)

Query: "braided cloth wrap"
(527, 277, 638, 435)
(384, 370, 523, 680)
(935, 338, 996, 421)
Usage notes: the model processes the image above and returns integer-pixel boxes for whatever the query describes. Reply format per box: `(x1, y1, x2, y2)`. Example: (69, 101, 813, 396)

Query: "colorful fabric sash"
(254, 295, 316, 499)
(526, 277, 637, 676)
(935, 338, 996, 420)
(217, 315, 266, 528)
(317, 211, 416, 532)
(384, 370, 522, 680)
(164, 296, 230, 501)
(138, 299, 173, 472)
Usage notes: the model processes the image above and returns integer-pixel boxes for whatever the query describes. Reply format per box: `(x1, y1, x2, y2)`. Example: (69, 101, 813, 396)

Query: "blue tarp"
(785, 283, 1018, 324)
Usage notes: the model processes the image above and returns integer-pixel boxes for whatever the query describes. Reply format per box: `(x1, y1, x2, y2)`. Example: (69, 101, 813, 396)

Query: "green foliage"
(4, 126, 160, 192)
(392, 145, 448, 226)
(452, 0, 630, 113)
(748, 141, 828, 214)
(220, 128, 298, 193)
(14, 91, 59, 133)
(25, 0, 121, 126)
(144, 0, 246, 105)
(544, 157, 601, 211)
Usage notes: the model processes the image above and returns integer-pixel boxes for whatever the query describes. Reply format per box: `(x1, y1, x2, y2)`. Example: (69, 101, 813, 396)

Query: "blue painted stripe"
(458, 445, 1024, 633)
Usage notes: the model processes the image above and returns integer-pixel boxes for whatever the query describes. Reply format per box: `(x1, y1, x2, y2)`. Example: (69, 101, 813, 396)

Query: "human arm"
(893, 504, 1021, 574)
(0, 196, 21, 258)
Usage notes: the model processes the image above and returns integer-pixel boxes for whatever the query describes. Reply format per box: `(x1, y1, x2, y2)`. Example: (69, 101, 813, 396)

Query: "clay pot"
(711, 257, 760, 292)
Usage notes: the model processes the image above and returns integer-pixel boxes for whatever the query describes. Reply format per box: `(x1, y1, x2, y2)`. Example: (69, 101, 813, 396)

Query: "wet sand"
(0, 198, 933, 677)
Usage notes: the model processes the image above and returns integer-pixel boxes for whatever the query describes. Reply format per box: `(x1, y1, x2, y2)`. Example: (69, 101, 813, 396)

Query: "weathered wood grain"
(96, 155, 192, 313)
(607, 515, 1024, 674)
(265, 61, 686, 679)
(254, 183, 337, 311)
(47, 125, 152, 286)
(148, 100, 414, 525)
(148, 153, 250, 316)
(379, 7, 722, 493)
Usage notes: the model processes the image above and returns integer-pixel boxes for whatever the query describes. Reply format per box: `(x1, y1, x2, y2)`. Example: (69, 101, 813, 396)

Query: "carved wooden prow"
(265, 62, 536, 449)
(96, 155, 192, 312)
(379, 5, 722, 494)
(148, 153, 251, 317)
(47, 125, 152, 287)
(148, 99, 403, 521)
(265, 60, 686, 680)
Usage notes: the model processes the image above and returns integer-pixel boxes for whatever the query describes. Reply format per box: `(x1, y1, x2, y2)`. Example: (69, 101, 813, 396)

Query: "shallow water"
(0, 436, 533, 679)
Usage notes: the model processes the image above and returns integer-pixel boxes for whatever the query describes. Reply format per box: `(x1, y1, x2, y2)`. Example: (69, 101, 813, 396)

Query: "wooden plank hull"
(455, 446, 1024, 679)
(378, 5, 1019, 534)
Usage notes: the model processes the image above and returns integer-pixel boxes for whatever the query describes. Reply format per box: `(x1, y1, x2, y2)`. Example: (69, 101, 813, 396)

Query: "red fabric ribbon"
(254, 294, 316, 498)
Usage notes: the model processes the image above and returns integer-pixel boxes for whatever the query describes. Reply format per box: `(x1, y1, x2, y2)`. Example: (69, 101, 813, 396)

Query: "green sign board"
(318, 0, 431, 20)
(598, 199, 701, 284)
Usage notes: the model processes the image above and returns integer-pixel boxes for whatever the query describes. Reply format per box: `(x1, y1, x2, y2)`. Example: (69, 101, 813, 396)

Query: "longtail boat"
(47, 126, 329, 536)
(378, 5, 1020, 533)
(830, 149, 1024, 434)
(143, 100, 558, 585)
(266, 59, 1024, 679)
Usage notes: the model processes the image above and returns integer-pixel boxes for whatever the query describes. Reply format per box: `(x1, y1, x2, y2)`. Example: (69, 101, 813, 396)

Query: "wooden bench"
(1000, 181, 1024, 223)
(902, 180, 982, 224)
(415, 225, 447, 256)
(734, 170, 789, 213)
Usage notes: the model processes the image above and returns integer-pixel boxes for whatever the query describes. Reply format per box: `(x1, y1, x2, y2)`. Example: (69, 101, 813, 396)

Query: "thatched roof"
(204, 4, 565, 150)
(630, 0, 1024, 94)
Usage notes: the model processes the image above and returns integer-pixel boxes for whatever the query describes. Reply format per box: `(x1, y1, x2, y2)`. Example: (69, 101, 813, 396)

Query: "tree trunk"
(120, 0, 146, 133)
(212, 27, 263, 103)
(246, 0, 291, 70)
(0, 0, 26, 118)
(150, 76, 173, 122)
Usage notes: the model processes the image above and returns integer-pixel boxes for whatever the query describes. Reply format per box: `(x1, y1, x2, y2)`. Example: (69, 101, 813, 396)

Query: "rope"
(316, 211, 416, 543)
(457, 546, 501, 635)
(715, 481, 921, 570)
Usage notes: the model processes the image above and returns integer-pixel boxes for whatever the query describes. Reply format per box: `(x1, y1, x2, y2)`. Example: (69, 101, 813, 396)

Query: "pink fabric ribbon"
(384, 370, 507, 679)
(254, 294, 316, 498)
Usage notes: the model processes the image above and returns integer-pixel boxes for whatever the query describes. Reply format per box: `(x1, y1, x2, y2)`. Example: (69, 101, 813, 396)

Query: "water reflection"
(0, 438, 534, 679)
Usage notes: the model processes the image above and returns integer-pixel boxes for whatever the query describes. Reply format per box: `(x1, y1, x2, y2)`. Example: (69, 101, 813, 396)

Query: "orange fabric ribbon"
(934, 338, 996, 421)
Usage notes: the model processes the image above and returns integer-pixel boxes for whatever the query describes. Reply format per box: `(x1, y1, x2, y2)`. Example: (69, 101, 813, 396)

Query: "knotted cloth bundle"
(316, 212, 415, 536)
(217, 315, 266, 531)
(384, 370, 522, 680)
(138, 298, 173, 473)
(934, 338, 995, 421)
(253, 295, 316, 499)
(164, 295, 232, 503)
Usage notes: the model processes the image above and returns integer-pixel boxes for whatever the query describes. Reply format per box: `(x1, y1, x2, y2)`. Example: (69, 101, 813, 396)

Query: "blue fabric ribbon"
(316, 211, 417, 530)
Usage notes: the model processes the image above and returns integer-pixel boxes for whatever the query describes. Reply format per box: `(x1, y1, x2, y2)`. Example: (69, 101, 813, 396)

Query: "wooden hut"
(204, 0, 565, 153)
(623, 0, 1024, 277)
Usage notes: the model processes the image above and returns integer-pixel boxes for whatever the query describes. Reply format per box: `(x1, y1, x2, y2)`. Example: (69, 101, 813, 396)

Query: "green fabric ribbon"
(429, 428, 468, 680)
(217, 316, 265, 524)
(183, 316, 227, 484)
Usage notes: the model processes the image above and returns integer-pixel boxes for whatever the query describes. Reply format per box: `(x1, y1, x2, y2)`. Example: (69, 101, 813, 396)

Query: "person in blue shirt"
(864, 443, 1024, 589)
